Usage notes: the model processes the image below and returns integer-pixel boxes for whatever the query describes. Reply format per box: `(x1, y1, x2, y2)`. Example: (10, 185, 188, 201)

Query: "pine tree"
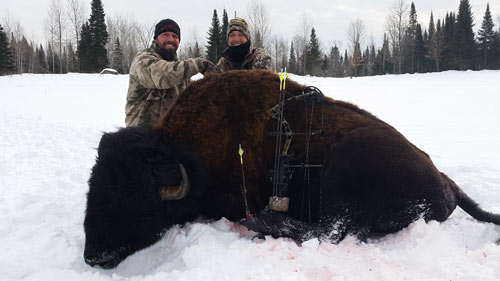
(78, 22, 92, 72)
(320, 54, 329, 76)
(88, 0, 109, 72)
(414, 23, 427, 72)
(288, 41, 297, 73)
(428, 12, 436, 41)
(206, 10, 222, 63)
(455, 0, 476, 70)
(0, 24, 14, 75)
(351, 42, 363, 77)
(110, 38, 124, 73)
(343, 50, 350, 77)
(220, 9, 229, 51)
(442, 12, 457, 70)
(329, 45, 342, 77)
(404, 2, 418, 73)
(305, 27, 320, 75)
(477, 4, 495, 69)
(67, 41, 77, 72)
(36, 44, 48, 73)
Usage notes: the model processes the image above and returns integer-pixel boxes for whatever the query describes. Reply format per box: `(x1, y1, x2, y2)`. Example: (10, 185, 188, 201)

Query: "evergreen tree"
(442, 12, 457, 70)
(0, 24, 14, 75)
(88, 0, 109, 72)
(343, 49, 351, 77)
(329, 45, 342, 77)
(368, 45, 377, 76)
(288, 41, 297, 73)
(455, 0, 476, 70)
(477, 4, 495, 69)
(414, 23, 427, 72)
(493, 30, 500, 68)
(428, 12, 436, 40)
(381, 33, 392, 74)
(66, 42, 77, 73)
(206, 10, 222, 63)
(351, 42, 363, 77)
(36, 44, 48, 73)
(77, 0, 108, 72)
(78, 22, 91, 72)
(220, 9, 229, 51)
(110, 38, 124, 73)
(404, 2, 418, 73)
(320, 54, 329, 76)
(305, 27, 320, 75)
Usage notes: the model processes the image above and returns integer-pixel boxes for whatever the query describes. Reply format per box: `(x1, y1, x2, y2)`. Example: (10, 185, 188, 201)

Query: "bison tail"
(444, 173, 500, 225)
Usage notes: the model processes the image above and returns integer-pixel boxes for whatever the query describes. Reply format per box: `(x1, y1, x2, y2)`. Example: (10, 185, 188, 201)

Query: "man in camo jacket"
(125, 19, 216, 127)
(216, 17, 272, 72)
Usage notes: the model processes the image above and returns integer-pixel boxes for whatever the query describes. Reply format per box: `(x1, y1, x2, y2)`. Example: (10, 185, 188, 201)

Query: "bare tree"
(347, 19, 366, 76)
(385, 0, 409, 74)
(66, 0, 85, 47)
(11, 21, 25, 73)
(179, 27, 205, 60)
(107, 14, 147, 73)
(428, 19, 445, 72)
(270, 35, 288, 71)
(1, 10, 13, 35)
(135, 21, 155, 49)
(45, 0, 66, 73)
(245, 0, 270, 49)
(292, 13, 312, 75)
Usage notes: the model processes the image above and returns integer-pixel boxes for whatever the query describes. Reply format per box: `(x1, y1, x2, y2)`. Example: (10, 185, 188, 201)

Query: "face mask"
(227, 40, 251, 62)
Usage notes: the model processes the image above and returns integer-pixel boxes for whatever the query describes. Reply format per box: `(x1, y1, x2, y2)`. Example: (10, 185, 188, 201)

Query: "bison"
(84, 70, 500, 269)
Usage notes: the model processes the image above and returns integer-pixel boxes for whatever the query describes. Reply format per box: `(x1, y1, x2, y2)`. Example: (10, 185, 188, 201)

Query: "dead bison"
(84, 70, 500, 268)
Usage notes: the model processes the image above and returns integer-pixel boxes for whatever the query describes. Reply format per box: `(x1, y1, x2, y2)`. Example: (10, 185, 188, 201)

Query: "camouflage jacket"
(216, 47, 272, 72)
(125, 44, 205, 127)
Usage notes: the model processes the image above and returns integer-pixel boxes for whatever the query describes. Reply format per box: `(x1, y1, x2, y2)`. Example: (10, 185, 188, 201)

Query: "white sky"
(2, 0, 499, 51)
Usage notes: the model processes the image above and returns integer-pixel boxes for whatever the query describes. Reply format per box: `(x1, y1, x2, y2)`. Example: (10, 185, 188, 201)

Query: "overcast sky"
(2, 0, 499, 51)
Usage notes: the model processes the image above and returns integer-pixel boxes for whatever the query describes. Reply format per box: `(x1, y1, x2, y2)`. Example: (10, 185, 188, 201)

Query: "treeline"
(1, 0, 499, 76)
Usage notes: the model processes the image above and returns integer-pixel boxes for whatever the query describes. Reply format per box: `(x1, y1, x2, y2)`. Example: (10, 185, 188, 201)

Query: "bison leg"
(241, 208, 350, 243)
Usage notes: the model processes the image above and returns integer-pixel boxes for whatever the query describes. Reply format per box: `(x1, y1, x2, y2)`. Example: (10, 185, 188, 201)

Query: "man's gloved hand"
(199, 58, 217, 74)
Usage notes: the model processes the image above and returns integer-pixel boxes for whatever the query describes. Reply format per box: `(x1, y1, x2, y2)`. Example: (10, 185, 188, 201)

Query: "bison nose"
(84, 248, 124, 269)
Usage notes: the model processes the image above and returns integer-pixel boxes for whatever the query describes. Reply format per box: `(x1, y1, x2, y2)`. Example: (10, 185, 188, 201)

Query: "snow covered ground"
(1, 70, 499, 281)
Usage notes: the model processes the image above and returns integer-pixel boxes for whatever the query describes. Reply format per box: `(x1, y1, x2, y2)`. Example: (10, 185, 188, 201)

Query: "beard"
(155, 43, 178, 61)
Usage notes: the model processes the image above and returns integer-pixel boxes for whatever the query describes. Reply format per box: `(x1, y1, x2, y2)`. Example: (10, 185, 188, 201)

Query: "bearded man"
(125, 19, 216, 127)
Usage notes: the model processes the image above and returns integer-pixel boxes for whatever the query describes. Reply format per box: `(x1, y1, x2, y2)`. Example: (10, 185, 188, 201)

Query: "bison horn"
(159, 164, 190, 200)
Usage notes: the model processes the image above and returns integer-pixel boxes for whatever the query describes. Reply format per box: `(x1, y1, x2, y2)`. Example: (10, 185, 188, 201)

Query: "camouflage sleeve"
(129, 51, 205, 89)
(216, 57, 228, 73)
(252, 48, 272, 70)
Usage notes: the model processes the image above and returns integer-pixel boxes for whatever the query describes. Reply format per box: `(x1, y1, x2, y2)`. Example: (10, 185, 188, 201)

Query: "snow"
(1, 70, 500, 281)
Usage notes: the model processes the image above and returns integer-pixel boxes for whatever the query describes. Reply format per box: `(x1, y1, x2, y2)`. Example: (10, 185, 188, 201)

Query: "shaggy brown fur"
(156, 70, 458, 223)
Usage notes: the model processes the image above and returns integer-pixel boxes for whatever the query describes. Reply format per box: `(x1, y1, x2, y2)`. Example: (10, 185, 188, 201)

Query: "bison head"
(83, 127, 207, 268)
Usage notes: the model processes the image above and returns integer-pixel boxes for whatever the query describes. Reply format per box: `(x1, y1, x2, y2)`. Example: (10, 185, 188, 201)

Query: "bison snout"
(84, 247, 128, 269)
(159, 164, 190, 200)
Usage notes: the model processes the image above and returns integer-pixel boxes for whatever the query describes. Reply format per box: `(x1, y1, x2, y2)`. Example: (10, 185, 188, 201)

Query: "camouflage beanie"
(227, 17, 251, 41)
(154, 19, 181, 41)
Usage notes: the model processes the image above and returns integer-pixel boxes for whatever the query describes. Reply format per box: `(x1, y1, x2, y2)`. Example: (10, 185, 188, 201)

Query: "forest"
(1, 0, 499, 76)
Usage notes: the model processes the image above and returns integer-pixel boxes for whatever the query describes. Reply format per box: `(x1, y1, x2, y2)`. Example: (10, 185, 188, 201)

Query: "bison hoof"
(240, 216, 270, 234)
